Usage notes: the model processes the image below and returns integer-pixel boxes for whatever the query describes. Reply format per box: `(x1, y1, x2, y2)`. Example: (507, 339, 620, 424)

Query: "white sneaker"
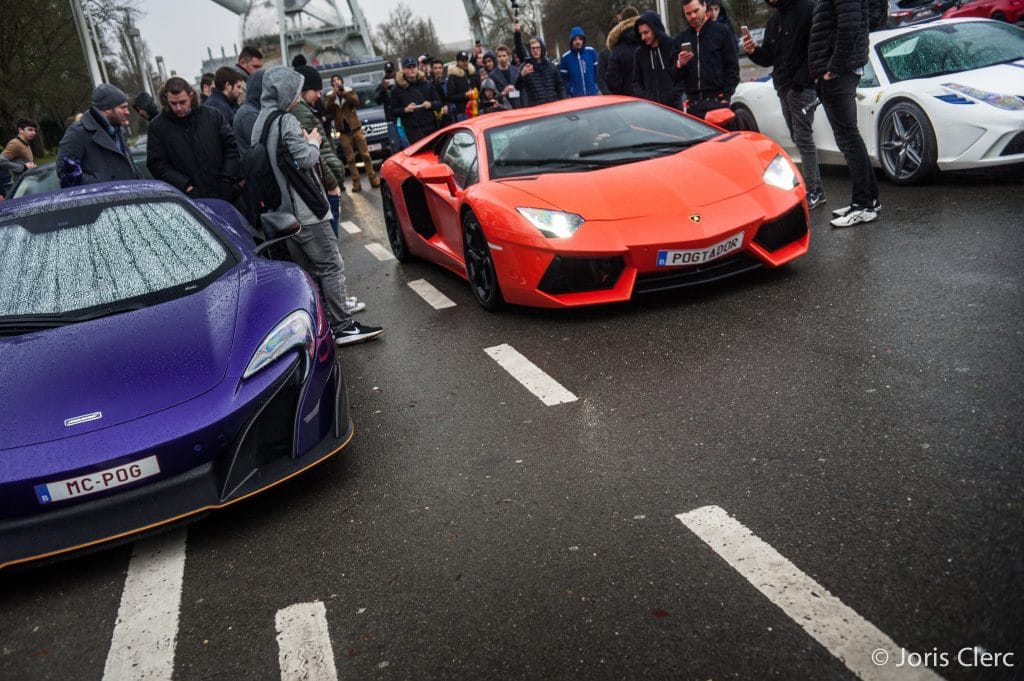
(830, 206, 878, 228)
(832, 199, 881, 217)
(344, 296, 366, 314)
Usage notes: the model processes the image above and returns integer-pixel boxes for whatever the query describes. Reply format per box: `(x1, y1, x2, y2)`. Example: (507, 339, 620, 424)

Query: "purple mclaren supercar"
(0, 181, 351, 570)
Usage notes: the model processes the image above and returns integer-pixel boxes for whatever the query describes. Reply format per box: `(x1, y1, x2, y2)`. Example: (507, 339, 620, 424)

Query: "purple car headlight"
(243, 310, 315, 379)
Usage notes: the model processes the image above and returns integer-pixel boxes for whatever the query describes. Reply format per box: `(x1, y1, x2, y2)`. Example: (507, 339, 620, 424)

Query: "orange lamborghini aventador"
(379, 96, 809, 310)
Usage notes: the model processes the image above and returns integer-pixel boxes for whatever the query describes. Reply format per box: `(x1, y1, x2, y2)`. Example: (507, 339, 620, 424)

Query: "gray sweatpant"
(286, 220, 351, 330)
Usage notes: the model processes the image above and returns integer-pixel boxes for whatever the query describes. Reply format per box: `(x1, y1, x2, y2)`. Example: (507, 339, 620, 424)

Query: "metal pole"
(276, 0, 288, 66)
(658, 0, 671, 33)
(82, 0, 110, 82)
(70, 0, 103, 87)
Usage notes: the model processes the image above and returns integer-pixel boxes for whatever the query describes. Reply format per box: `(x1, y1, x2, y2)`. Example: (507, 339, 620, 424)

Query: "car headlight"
(243, 310, 315, 379)
(762, 154, 798, 190)
(941, 83, 1024, 111)
(516, 208, 585, 238)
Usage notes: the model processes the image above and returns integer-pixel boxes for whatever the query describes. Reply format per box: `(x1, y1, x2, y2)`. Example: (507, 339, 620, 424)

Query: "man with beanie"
(132, 92, 160, 121)
(743, 0, 826, 209)
(293, 63, 346, 234)
(559, 27, 600, 97)
(57, 84, 140, 185)
(390, 57, 440, 145)
(251, 65, 383, 345)
(146, 77, 242, 202)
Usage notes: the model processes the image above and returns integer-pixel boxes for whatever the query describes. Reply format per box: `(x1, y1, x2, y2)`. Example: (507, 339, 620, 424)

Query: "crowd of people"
(1, 0, 882, 347)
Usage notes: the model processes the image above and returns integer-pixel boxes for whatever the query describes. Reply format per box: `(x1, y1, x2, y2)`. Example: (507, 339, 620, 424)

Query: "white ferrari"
(731, 19, 1024, 184)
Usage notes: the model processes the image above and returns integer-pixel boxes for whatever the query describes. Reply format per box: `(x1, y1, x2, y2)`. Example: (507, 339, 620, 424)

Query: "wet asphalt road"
(2, 165, 1022, 681)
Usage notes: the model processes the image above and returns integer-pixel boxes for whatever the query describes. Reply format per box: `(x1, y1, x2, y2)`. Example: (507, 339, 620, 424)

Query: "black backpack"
(242, 110, 285, 217)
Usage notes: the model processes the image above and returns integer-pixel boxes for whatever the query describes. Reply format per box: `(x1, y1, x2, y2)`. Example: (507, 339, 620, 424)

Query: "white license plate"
(657, 232, 744, 267)
(35, 455, 161, 504)
(368, 143, 382, 152)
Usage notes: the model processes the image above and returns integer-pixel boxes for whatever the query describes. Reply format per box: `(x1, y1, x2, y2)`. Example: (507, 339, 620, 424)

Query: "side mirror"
(255, 212, 301, 256)
(705, 108, 737, 129)
(417, 164, 458, 197)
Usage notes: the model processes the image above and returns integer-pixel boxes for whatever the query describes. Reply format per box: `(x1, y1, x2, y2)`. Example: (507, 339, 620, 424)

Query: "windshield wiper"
(0, 303, 148, 334)
(581, 138, 714, 156)
(494, 157, 622, 167)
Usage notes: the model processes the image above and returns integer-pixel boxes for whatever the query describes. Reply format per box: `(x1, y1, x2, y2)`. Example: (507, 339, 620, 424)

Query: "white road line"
(365, 242, 396, 261)
(484, 344, 577, 406)
(340, 221, 361, 234)
(408, 279, 457, 309)
(276, 601, 339, 681)
(103, 529, 187, 681)
(676, 506, 944, 681)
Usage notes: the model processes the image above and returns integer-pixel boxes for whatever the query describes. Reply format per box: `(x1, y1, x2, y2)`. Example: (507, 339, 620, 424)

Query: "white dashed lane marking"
(484, 344, 578, 406)
(103, 530, 187, 681)
(676, 505, 944, 681)
(340, 221, 361, 234)
(408, 279, 457, 309)
(365, 242, 396, 261)
(276, 601, 340, 681)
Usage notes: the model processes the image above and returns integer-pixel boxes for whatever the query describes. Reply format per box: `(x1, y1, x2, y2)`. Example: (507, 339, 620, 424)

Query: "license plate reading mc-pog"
(34, 455, 160, 504)
(657, 232, 744, 267)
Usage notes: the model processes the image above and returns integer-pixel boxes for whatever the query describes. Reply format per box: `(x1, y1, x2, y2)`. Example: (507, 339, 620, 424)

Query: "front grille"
(1000, 131, 1024, 157)
(634, 253, 762, 294)
(538, 256, 624, 294)
(753, 205, 808, 252)
(363, 122, 388, 137)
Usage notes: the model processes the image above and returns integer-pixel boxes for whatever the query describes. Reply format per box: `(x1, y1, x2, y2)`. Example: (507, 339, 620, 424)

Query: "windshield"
(486, 101, 719, 179)
(353, 86, 383, 110)
(877, 21, 1024, 82)
(12, 166, 59, 199)
(0, 199, 232, 320)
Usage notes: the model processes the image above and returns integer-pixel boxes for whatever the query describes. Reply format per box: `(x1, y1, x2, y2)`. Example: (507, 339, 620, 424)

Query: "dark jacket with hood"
(233, 69, 265, 155)
(204, 89, 237, 125)
(147, 99, 241, 201)
(513, 31, 566, 106)
(485, 54, 521, 107)
(445, 61, 480, 111)
(747, 0, 815, 95)
(808, 0, 870, 80)
(389, 70, 441, 144)
(605, 16, 641, 96)
(674, 16, 741, 102)
(57, 108, 140, 185)
(632, 12, 684, 108)
(251, 66, 329, 223)
(559, 27, 600, 97)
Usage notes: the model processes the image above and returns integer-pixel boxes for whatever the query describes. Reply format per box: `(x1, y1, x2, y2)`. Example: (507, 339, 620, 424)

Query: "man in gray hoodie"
(251, 66, 383, 346)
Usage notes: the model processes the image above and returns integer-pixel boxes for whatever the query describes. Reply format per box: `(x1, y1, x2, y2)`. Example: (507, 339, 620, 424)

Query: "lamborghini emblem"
(689, 214, 702, 223)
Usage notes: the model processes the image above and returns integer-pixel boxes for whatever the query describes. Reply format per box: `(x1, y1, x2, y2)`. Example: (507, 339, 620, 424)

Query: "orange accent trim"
(0, 427, 354, 571)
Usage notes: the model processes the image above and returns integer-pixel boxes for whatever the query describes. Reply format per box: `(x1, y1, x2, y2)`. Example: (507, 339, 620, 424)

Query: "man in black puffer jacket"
(632, 11, 684, 108)
(605, 7, 641, 96)
(809, 0, 880, 227)
(743, 0, 825, 208)
(673, 0, 740, 118)
(513, 22, 566, 106)
(389, 58, 441, 144)
(147, 77, 242, 202)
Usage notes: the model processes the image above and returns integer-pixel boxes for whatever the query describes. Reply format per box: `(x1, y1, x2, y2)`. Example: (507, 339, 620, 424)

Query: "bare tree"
(374, 3, 442, 62)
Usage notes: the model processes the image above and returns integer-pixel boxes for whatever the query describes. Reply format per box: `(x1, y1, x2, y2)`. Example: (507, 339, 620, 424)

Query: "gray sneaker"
(344, 296, 366, 314)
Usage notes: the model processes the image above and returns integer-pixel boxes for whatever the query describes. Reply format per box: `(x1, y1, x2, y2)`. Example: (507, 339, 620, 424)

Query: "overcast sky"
(136, 0, 472, 77)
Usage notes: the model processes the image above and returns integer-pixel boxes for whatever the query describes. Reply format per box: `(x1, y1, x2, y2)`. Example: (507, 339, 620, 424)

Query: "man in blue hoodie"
(559, 27, 600, 97)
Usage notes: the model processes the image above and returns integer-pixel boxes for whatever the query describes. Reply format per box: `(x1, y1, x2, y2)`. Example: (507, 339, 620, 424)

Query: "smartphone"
(679, 42, 693, 54)
(741, 25, 751, 39)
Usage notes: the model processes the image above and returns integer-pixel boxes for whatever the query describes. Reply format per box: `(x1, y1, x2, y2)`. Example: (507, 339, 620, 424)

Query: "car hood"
(921, 60, 1024, 94)
(0, 272, 240, 450)
(491, 134, 768, 220)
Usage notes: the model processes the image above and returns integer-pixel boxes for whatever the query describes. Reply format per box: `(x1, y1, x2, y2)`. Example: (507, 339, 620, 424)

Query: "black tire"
(992, 11, 1007, 20)
(462, 210, 503, 311)
(877, 100, 938, 185)
(732, 104, 759, 132)
(381, 183, 411, 262)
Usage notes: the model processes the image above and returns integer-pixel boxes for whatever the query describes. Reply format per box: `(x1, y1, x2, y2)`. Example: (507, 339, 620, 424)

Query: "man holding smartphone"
(673, 0, 740, 119)
(743, 0, 826, 209)
(389, 57, 441, 144)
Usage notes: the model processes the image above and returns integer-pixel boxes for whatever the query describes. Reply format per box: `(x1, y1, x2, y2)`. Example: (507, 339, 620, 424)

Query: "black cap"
(401, 57, 417, 68)
(456, 50, 469, 62)
(384, 61, 395, 73)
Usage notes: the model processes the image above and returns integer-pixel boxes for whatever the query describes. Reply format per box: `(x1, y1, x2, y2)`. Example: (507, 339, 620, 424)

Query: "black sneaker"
(806, 191, 827, 210)
(832, 198, 881, 217)
(334, 320, 383, 346)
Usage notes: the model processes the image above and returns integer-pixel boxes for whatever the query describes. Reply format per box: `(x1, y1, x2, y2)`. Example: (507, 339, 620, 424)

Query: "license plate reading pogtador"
(34, 455, 161, 504)
(657, 232, 744, 267)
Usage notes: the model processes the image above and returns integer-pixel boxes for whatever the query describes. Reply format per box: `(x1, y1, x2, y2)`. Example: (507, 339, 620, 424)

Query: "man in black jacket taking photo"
(673, 0, 740, 119)
(743, 0, 826, 209)
(389, 57, 441, 145)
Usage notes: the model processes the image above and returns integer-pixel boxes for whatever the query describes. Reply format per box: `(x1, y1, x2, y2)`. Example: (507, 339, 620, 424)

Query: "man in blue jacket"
(559, 27, 600, 97)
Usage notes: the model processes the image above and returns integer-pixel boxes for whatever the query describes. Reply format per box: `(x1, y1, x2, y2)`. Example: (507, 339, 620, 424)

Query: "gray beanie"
(92, 84, 128, 110)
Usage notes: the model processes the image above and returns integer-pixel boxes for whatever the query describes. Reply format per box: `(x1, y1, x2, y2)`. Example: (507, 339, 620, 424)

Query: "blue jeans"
(818, 72, 878, 208)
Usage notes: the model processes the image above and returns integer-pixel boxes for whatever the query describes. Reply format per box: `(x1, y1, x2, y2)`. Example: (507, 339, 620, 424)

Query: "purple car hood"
(0, 273, 239, 451)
